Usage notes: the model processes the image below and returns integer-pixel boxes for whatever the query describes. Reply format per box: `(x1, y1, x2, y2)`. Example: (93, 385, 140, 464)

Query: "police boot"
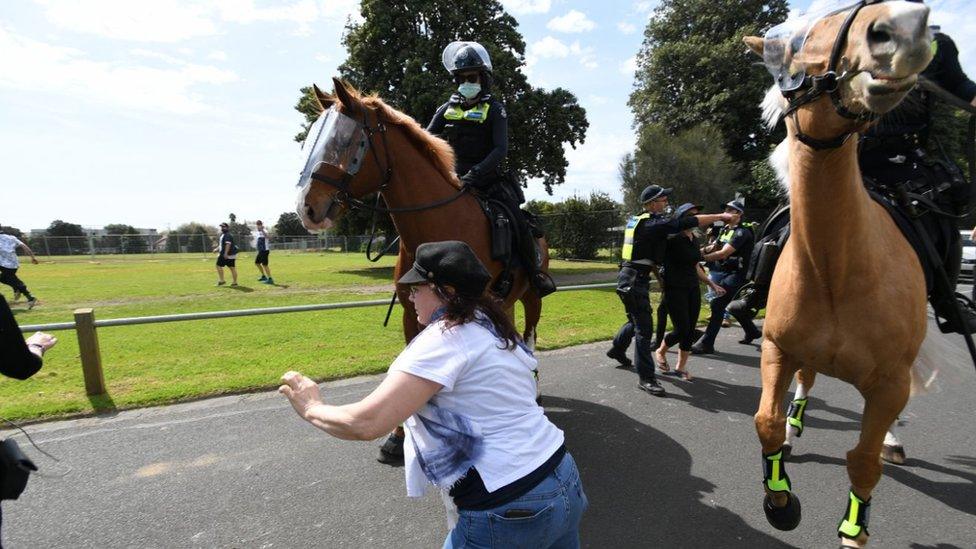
(521, 227, 556, 297)
(532, 270, 557, 298)
(933, 293, 976, 335)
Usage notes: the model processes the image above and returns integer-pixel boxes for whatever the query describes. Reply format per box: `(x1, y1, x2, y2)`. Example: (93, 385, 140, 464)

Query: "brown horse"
(743, 1, 934, 546)
(296, 77, 548, 348)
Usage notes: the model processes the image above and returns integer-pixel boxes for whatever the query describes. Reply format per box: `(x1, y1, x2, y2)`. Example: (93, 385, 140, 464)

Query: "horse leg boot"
(755, 341, 802, 530)
(840, 373, 911, 548)
(784, 367, 817, 459)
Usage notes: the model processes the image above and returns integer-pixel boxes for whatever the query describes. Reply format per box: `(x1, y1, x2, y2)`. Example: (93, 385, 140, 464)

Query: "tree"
(274, 212, 310, 236)
(38, 219, 86, 255)
(0, 225, 24, 240)
(628, 0, 788, 166)
(527, 192, 623, 260)
(167, 222, 216, 253)
(225, 214, 253, 252)
(101, 224, 148, 254)
(295, 0, 588, 193)
(620, 123, 737, 212)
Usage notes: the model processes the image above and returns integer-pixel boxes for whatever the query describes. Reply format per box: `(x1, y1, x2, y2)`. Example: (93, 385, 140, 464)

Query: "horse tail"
(910, 325, 969, 396)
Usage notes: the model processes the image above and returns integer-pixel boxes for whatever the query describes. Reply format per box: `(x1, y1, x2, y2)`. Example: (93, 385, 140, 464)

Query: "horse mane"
(360, 95, 460, 188)
(761, 84, 791, 196)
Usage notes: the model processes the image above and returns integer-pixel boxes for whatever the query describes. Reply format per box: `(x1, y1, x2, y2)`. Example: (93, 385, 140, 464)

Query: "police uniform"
(607, 186, 697, 392)
(859, 30, 976, 334)
(693, 203, 758, 353)
(427, 41, 555, 297)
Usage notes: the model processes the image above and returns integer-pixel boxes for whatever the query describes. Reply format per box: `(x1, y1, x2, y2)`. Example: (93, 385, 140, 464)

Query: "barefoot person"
(280, 241, 587, 546)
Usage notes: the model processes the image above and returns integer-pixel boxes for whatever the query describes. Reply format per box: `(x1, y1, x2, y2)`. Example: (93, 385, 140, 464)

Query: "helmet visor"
(296, 107, 368, 188)
(761, 0, 862, 90)
(442, 41, 493, 73)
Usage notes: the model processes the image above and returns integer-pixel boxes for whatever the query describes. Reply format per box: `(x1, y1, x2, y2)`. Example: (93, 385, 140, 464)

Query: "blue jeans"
(443, 452, 588, 549)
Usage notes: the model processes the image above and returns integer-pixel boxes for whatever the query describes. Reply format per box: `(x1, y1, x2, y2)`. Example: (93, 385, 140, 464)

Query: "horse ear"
(743, 36, 764, 57)
(332, 77, 361, 115)
(312, 84, 335, 112)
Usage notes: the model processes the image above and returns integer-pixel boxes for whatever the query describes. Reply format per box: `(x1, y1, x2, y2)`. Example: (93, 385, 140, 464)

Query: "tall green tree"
(167, 222, 216, 253)
(295, 0, 588, 193)
(628, 0, 788, 166)
(274, 212, 310, 236)
(38, 219, 86, 255)
(526, 192, 623, 260)
(101, 224, 148, 254)
(620, 123, 737, 212)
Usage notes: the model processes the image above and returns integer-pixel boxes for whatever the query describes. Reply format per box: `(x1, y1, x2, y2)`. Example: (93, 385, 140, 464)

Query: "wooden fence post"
(74, 308, 106, 396)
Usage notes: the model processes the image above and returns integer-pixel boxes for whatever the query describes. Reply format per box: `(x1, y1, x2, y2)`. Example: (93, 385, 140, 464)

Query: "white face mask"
(458, 82, 481, 100)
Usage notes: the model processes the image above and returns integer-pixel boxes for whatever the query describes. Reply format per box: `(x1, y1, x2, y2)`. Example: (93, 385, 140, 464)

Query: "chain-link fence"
(20, 234, 396, 259)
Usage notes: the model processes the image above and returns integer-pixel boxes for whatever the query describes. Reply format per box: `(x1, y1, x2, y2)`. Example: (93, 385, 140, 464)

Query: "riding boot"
(532, 270, 557, 297)
(932, 293, 976, 334)
(525, 234, 556, 297)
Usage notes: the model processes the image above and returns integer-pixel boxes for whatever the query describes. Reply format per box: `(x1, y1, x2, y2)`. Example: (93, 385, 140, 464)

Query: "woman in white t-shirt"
(280, 240, 587, 548)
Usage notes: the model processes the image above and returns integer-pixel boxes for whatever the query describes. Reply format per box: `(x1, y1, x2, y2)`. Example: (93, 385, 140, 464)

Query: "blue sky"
(1, 0, 973, 232)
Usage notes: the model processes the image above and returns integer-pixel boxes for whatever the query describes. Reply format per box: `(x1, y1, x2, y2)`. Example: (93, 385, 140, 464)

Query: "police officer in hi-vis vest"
(426, 41, 556, 297)
(606, 185, 733, 396)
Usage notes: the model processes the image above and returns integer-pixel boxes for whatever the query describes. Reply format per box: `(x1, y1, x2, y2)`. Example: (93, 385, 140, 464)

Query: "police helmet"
(640, 185, 673, 204)
(442, 41, 493, 75)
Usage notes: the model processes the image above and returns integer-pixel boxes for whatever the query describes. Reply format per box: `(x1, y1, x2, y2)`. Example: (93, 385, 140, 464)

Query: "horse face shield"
(297, 106, 368, 190)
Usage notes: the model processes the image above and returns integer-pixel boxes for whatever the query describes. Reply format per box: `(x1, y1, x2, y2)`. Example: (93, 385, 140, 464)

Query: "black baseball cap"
(398, 241, 491, 297)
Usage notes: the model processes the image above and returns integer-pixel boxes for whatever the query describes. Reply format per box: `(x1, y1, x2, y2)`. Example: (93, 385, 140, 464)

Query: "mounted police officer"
(606, 185, 732, 396)
(426, 41, 556, 297)
(692, 200, 760, 354)
(859, 27, 976, 334)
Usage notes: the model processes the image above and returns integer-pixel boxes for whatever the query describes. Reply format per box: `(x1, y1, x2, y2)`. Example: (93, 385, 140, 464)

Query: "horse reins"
(780, 0, 882, 150)
(308, 108, 469, 214)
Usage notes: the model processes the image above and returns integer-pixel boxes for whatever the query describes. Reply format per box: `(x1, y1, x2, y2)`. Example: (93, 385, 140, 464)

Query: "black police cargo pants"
(0, 268, 29, 296)
(611, 267, 656, 381)
(698, 270, 759, 348)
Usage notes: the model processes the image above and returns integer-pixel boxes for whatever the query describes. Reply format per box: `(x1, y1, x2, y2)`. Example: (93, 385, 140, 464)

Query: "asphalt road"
(2, 317, 975, 548)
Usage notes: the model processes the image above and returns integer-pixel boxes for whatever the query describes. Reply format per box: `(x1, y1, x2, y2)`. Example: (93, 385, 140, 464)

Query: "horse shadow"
(335, 267, 395, 281)
(787, 452, 976, 516)
(543, 396, 793, 548)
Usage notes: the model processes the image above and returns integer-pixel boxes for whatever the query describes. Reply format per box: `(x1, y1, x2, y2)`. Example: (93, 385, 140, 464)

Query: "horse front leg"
(755, 340, 802, 531)
(784, 366, 817, 458)
(839, 371, 911, 548)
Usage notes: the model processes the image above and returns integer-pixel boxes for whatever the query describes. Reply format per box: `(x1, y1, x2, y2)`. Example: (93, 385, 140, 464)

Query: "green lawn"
(2, 252, 631, 421)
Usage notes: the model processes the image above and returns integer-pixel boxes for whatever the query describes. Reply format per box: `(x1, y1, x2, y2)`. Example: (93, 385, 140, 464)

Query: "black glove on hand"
(460, 167, 482, 188)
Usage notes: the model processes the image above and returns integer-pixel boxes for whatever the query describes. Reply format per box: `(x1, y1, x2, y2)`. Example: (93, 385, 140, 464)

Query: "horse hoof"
(881, 444, 906, 465)
(763, 492, 801, 531)
(782, 443, 792, 460)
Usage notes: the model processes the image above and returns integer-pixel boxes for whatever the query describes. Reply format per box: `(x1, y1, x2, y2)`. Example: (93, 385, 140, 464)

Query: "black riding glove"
(460, 167, 483, 189)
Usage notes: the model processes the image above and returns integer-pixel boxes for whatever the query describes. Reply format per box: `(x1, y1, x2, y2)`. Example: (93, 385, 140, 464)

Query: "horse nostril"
(868, 22, 893, 45)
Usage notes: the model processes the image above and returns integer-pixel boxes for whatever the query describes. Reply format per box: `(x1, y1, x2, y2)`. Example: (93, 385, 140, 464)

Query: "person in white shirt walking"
(279, 240, 587, 548)
(253, 220, 273, 285)
(0, 232, 39, 309)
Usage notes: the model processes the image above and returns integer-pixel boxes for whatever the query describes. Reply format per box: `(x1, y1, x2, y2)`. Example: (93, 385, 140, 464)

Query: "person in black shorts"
(213, 223, 238, 286)
(254, 220, 273, 285)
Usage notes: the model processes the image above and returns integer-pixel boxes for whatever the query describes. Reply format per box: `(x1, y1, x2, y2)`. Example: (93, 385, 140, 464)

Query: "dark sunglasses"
(454, 73, 480, 84)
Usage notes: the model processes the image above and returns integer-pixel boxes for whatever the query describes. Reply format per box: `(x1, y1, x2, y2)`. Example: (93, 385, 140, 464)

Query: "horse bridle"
(780, 0, 883, 150)
(308, 108, 468, 214)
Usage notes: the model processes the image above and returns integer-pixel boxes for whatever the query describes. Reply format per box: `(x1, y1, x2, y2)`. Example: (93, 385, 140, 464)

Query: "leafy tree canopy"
(46, 220, 85, 237)
(628, 0, 788, 165)
(274, 212, 311, 236)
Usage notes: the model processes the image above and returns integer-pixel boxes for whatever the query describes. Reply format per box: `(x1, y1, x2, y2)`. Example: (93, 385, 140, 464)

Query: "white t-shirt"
(391, 316, 564, 494)
(0, 235, 24, 269)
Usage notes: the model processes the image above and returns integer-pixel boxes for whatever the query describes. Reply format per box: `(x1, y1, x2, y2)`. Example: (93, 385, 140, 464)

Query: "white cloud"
(546, 10, 596, 33)
(529, 36, 570, 59)
(524, 130, 637, 203)
(570, 41, 598, 70)
(315, 53, 332, 64)
(208, 50, 228, 61)
(620, 55, 637, 76)
(36, 0, 219, 42)
(34, 0, 359, 42)
(502, 0, 552, 15)
(0, 26, 238, 115)
(634, 1, 656, 14)
(617, 21, 637, 35)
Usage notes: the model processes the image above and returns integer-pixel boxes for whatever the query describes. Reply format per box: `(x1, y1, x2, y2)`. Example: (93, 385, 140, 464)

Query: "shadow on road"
(543, 396, 793, 548)
(788, 452, 976, 516)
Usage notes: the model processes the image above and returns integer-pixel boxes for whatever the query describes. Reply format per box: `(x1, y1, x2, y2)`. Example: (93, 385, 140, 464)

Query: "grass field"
(1, 252, 638, 421)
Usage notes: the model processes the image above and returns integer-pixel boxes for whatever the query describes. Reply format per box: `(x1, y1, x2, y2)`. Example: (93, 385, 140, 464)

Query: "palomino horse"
(296, 77, 548, 348)
(743, 0, 934, 546)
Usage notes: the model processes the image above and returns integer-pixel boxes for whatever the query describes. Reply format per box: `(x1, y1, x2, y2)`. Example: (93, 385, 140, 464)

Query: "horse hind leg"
(839, 371, 911, 548)
(755, 340, 803, 531)
(520, 290, 543, 404)
(784, 367, 817, 458)
(881, 419, 906, 465)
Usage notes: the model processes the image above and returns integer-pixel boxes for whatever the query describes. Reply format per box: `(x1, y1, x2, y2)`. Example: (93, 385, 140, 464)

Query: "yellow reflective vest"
(621, 213, 651, 264)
